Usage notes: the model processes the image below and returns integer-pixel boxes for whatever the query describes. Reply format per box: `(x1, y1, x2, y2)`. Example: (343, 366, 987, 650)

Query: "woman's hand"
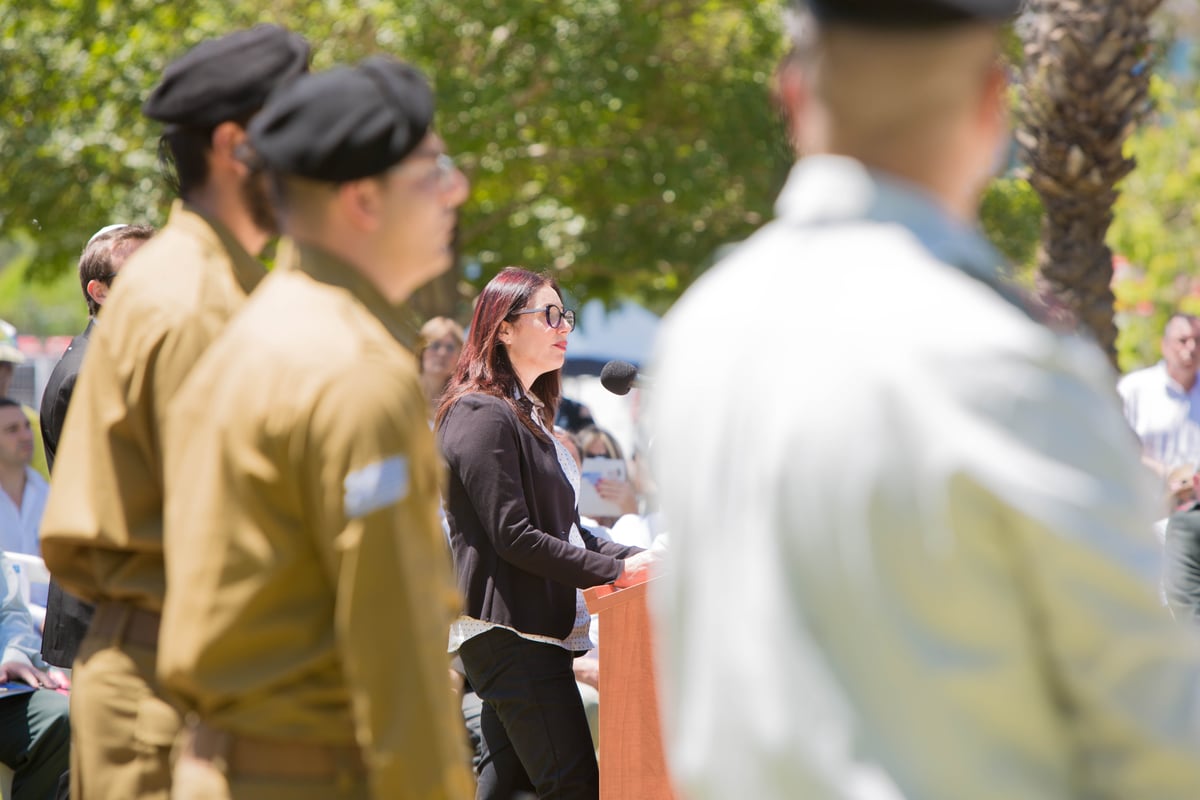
(615, 549, 657, 588)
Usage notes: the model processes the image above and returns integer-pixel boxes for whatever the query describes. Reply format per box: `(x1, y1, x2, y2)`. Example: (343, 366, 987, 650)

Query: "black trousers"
(461, 687, 534, 798)
(0, 689, 71, 800)
(458, 628, 597, 800)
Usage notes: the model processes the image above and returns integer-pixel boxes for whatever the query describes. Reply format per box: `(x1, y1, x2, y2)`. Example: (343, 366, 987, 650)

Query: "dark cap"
(143, 24, 310, 128)
(247, 56, 435, 183)
(801, 0, 1021, 27)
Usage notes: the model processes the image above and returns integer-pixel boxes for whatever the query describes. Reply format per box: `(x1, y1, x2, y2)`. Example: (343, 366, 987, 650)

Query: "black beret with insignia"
(143, 24, 310, 128)
(247, 56, 435, 183)
(801, 0, 1021, 27)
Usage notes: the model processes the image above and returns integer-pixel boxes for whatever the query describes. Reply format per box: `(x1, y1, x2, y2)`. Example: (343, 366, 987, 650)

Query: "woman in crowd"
(578, 427, 621, 462)
(418, 315, 464, 418)
(577, 426, 640, 528)
(437, 267, 651, 798)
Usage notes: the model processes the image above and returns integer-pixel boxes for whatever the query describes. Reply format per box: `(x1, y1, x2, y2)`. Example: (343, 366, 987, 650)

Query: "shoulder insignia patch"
(344, 456, 409, 518)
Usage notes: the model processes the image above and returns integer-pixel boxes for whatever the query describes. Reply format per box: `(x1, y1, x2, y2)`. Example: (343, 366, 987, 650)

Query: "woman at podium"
(437, 267, 649, 798)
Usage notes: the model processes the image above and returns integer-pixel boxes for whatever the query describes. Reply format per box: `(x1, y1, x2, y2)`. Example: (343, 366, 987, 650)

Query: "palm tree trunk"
(1017, 0, 1163, 364)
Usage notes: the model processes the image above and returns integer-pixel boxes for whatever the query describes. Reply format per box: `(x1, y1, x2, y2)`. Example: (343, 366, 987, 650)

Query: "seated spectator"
(417, 316, 464, 419)
(0, 399, 47, 559)
(0, 559, 69, 799)
(0, 322, 48, 481)
(578, 425, 624, 466)
(579, 426, 638, 525)
(577, 425, 671, 550)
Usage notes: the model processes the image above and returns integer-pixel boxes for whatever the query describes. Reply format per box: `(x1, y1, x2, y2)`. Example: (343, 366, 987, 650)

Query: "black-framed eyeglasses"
(99, 272, 117, 284)
(426, 341, 459, 354)
(511, 304, 576, 331)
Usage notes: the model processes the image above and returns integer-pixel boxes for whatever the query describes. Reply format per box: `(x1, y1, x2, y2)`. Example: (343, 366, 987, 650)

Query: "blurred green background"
(2, 1, 1200, 372)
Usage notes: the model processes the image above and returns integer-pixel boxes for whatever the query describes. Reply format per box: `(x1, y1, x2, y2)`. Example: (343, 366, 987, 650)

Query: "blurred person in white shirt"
(649, 1, 1200, 798)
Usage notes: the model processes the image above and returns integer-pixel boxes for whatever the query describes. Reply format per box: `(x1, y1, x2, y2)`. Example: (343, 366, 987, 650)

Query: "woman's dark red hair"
(435, 267, 563, 440)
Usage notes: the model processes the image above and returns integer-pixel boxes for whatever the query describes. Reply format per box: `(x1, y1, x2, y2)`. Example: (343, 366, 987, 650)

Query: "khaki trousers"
(70, 605, 181, 799)
(172, 723, 369, 800)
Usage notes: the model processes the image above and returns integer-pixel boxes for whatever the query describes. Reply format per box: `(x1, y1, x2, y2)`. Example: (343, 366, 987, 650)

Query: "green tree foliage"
(0, 235, 89, 334)
(4, 1, 1140, 339)
(1, 1, 182, 281)
(1, 0, 791, 329)
(1110, 74, 1200, 371)
(981, 176, 1044, 277)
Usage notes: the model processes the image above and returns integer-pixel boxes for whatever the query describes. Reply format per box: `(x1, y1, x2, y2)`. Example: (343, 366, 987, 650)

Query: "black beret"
(143, 25, 310, 128)
(801, 0, 1021, 27)
(247, 56, 435, 183)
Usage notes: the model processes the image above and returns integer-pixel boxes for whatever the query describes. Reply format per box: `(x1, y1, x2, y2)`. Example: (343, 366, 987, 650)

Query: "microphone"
(600, 360, 640, 396)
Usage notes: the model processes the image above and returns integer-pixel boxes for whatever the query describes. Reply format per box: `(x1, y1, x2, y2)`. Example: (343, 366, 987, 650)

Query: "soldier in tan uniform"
(38, 25, 309, 799)
(157, 57, 473, 799)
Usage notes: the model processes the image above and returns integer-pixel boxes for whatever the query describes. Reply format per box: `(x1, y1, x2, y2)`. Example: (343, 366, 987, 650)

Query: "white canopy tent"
(562, 299, 661, 377)
(559, 299, 661, 458)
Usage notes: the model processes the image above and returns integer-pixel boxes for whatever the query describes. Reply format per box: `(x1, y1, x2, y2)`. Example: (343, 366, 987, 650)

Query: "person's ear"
(211, 122, 250, 177)
(497, 320, 513, 346)
(775, 59, 812, 155)
(978, 61, 1009, 136)
(86, 279, 108, 307)
(968, 61, 1012, 187)
(337, 179, 384, 232)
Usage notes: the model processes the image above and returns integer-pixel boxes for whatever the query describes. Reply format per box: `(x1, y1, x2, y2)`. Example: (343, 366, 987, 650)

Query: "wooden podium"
(583, 577, 676, 800)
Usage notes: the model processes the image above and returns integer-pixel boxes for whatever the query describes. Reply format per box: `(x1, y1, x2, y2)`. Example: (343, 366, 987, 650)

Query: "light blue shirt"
(0, 467, 47, 558)
(651, 155, 1200, 800)
(0, 556, 46, 669)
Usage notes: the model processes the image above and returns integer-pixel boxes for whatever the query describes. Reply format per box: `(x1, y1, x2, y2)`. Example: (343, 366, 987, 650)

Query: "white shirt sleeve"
(0, 565, 45, 669)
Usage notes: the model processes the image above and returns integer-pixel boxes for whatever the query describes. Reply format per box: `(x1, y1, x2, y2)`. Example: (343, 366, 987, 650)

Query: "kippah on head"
(87, 224, 130, 247)
(143, 24, 310, 128)
(247, 56, 435, 183)
(801, 0, 1021, 27)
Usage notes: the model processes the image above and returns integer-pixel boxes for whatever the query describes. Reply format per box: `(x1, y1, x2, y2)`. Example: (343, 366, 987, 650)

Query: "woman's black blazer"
(438, 392, 641, 640)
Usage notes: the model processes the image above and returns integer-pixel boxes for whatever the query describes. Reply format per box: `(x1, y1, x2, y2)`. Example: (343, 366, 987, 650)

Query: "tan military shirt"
(40, 201, 266, 612)
(158, 243, 470, 799)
